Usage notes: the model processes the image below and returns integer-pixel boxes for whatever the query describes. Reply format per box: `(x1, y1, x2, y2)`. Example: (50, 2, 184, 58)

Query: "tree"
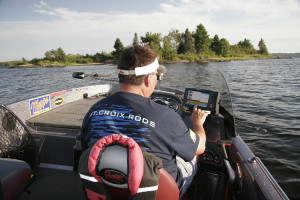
(258, 38, 268, 55)
(194, 23, 210, 54)
(22, 57, 28, 65)
(238, 38, 254, 49)
(140, 32, 162, 53)
(94, 51, 113, 62)
(44, 47, 66, 62)
(55, 47, 66, 62)
(237, 38, 256, 54)
(168, 29, 181, 50)
(162, 36, 177, 60)
(183, 28, 195, 54)
(219, 38, 230, 57)
(112, 38, 124, 60)
(45, 51, 51, 61)
(132, 33, 140, 46)
(44, 50, 55, 61)
(177, 41, 185, 54)
(210, 35, 220, 55)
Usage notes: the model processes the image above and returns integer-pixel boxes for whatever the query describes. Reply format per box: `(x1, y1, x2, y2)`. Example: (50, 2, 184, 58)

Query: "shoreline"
(7, 56, 292, 69)
(9, 62, 108, 69)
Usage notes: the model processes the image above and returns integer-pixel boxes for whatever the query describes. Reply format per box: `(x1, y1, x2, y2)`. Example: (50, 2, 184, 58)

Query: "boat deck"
(18, 167, 85, 200)
(26, 95, 104, 134)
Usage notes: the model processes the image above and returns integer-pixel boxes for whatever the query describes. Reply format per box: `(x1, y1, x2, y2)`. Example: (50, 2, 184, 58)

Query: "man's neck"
(119, 83, 147, 97)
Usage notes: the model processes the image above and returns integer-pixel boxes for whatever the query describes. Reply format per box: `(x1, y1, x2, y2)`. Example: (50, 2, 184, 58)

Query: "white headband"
(119, 58, 159, 76)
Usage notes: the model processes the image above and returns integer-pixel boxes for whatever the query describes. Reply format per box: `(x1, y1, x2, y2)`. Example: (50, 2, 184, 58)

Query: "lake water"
(0, 58, 299, 199)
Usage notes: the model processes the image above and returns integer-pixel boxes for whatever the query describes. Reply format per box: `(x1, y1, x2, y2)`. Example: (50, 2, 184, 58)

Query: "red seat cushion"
(0, 158, 31, 200)
(156, 168, 179, 200)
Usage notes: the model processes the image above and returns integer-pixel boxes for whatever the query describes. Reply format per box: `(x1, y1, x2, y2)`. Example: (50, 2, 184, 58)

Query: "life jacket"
(78, 134, 163, 200)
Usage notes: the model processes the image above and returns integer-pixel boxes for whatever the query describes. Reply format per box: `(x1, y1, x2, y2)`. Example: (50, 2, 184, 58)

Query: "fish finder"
(183, 88, 220, 115)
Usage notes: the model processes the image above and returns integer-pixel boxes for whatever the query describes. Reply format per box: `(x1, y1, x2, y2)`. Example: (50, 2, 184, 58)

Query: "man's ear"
(144, 74, 151, 88)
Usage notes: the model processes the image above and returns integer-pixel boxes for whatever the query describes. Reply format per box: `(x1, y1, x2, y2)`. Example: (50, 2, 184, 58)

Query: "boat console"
(151, 88, 235, 199)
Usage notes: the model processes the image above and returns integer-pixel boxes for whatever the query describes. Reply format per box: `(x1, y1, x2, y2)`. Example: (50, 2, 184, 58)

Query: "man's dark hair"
(118, 45, 158, 85)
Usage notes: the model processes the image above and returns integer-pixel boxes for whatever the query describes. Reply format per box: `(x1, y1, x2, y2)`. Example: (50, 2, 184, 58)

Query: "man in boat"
(80, 45, 207, 197)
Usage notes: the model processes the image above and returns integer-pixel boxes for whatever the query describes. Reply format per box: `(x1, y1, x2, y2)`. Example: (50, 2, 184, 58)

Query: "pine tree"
(113, 38, 124, 61)
(132, 33, 139, 46)
(194, 24, 210, 54)
(258, 38, 269, 55)
(210, 35, 220, 55)
(184, 28, 195, 54)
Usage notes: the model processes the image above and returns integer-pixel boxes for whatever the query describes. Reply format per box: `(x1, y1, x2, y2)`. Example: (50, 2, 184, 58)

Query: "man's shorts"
(176, 155, 197, 198)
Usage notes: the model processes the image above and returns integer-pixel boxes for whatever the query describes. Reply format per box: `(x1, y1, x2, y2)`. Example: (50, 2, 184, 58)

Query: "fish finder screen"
(186, 90, 210, 108)
(183, 88, 220, 114)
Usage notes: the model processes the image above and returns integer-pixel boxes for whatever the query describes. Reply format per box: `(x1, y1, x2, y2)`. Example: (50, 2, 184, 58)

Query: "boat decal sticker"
(100, 169, 127, 185)
(51, 90, 66, 98)
(29, 95, 51, 116)
(54, 97, 63, 106)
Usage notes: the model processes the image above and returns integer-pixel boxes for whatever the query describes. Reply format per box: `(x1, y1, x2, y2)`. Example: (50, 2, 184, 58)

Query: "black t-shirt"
(81, 92, 199, 187)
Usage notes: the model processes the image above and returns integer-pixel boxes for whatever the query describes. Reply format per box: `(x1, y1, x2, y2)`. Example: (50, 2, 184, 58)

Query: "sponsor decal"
(51, 90, 66, 98)
(30, 95, 50, 116)
(54, 97, 63, 106)
(100, 169, 127, 185)
(190, 129, 197, 143)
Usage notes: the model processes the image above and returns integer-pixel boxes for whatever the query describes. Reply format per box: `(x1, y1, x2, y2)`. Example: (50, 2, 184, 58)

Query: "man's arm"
(190, 105, 208, 155)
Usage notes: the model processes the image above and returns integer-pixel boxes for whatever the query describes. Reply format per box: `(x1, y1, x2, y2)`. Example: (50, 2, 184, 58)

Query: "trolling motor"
(72, 72, 85, 79)
(72, 72, 119, 82)
(72, 72, 117, 79)
(72, 71, 165, 81)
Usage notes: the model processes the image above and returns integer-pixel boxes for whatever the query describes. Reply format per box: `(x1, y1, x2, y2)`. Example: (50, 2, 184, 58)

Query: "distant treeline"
(0, 23, 272, 67)
(272, 53, 300, 58)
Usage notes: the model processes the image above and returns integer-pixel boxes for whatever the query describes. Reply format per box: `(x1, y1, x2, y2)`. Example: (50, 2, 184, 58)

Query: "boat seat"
(78, 134, 179, 200)
(0, 158, 31, 200)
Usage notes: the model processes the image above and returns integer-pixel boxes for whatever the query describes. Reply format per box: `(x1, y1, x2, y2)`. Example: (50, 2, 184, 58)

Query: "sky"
(0, 0, 300, 62)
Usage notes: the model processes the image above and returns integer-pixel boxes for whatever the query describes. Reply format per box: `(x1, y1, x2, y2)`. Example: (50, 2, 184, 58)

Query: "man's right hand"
(190, 105, 208, 155)
(190, 105, 208, 131)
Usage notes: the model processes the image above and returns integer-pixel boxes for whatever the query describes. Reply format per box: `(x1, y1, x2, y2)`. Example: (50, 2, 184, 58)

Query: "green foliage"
(162, 36, 177, 60)
(194, 23, 210, 54)
(56, 47, 67, 62)
(237, 38, 257, 54)
(168, 29, 181, 50)
(183, 29, 195, 54)
(112, 38, 125, 61)
(219, 38, 231, 57)
(238, 38, 254, 49)
(177, 41, 185, 54)
(210, 35, 220, 54)
(94, 51, 113, 62)
(44, 47, 66, 62)
(0, 60, 24, 67)
(178, 53, 200, 61)
(258, 38, 268, 55)
(140, 32, 162, 52)
(132, 33, 140, 46)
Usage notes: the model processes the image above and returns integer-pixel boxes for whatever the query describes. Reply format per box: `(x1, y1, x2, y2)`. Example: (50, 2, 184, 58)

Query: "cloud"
(32, 1, 47, 9)
(0, 0, 300, 61)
